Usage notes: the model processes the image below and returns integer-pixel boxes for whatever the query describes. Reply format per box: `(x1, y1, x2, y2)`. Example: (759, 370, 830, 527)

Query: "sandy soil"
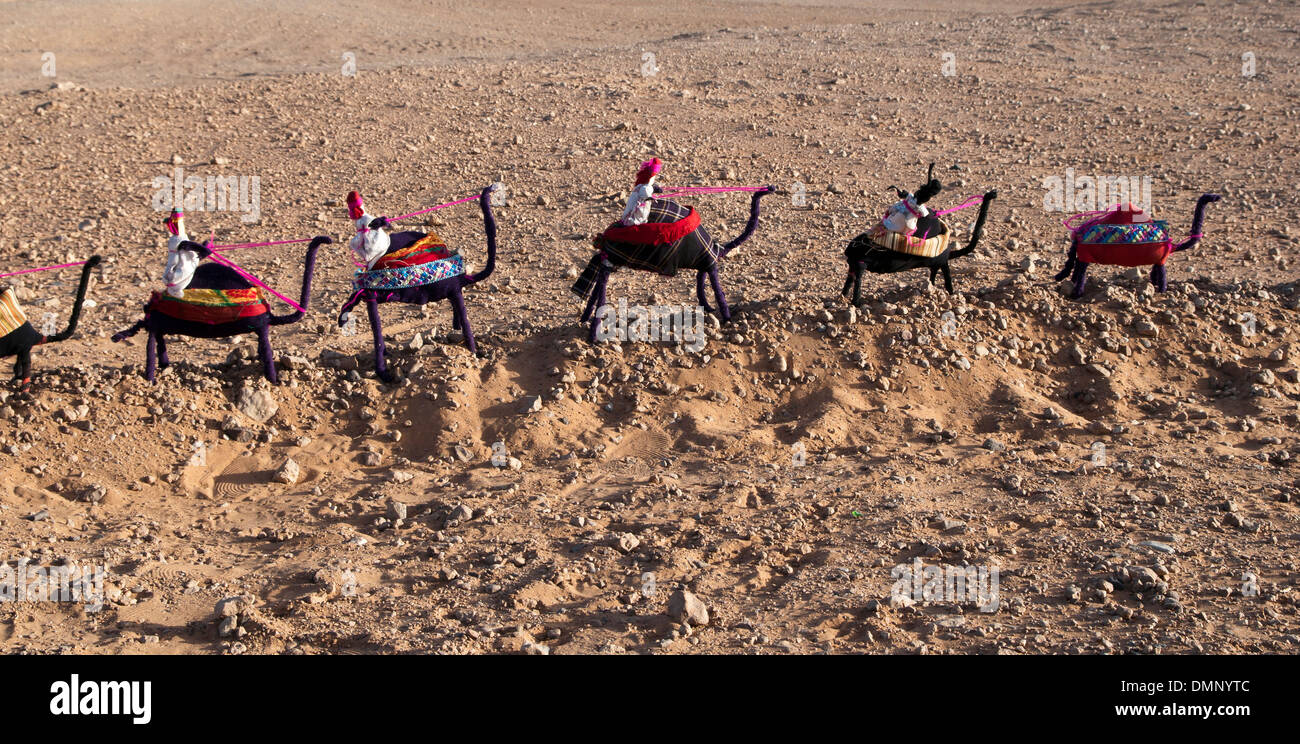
(1, 0, 1299, 654)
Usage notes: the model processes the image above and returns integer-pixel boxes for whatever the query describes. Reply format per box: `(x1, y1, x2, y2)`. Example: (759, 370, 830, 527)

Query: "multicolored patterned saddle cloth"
(866, 220, 952, 258)
(1075, 220, 1173, 266)
(1076, 221, 1170, 246)
(372, 233, 455, 270)
(149, 288, 270, 324)
(0, 288, 30, 336)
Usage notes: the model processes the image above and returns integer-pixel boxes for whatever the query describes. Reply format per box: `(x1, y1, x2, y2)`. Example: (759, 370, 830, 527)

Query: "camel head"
(346, 190, 391, 269)
(162, 209, 201, 298)
(882, 163, 943, 234)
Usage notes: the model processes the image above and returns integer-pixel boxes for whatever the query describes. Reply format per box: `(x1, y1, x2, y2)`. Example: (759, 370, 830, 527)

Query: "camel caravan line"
(0, 158, 1221, 387)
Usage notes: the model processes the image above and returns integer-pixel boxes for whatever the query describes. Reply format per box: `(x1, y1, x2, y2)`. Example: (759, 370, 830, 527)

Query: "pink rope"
(0, 260, 90, 279)
(659, 186, 767, 196)
(204, 250, 305, 313)
(934, 195, 985, 216)
(356, 194, 482, 234)
(210, 237, 314, 251)
(1062, 207, 1117, 233)
(392, 194, 480, 222)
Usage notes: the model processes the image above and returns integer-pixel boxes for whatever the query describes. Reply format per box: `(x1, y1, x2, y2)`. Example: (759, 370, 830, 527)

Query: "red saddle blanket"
(149, 288, 269, 324)
(1070, 206, 1174, 266)
(600, 207, 701, 246)
(1076, 240, 1174, 267)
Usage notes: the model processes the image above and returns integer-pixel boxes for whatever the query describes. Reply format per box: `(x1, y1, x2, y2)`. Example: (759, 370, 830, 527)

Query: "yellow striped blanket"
(0, 289, 30, 336)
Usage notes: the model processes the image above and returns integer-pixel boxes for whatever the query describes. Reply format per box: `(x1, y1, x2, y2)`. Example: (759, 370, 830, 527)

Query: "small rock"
(272, 458, 300, 485)
(235, 386, 277, 423)
(667, 589, 710, 626)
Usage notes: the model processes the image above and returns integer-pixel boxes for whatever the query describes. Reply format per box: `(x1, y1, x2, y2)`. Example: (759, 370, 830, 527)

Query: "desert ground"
(1, 0, 1298, 655)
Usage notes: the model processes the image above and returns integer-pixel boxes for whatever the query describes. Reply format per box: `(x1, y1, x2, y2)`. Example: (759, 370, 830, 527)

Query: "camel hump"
(644, 198, 689, 224)
(386, 231, 430, 253)
(189, 262, 255, 290)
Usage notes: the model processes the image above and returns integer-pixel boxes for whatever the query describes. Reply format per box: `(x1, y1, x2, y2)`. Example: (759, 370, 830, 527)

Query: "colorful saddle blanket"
(149, 288, 270, 325)
(1075, 220, 1172, 266)
(355, 254, 466, 291)
(372, 233, 454, 270)
(0, 289, 30, 336)
(866, 220, 952, 258)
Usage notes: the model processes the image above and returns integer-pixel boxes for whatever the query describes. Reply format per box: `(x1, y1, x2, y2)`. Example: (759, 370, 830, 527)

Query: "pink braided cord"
(204, 250, 305, 313)
(0, 260, 90, 279)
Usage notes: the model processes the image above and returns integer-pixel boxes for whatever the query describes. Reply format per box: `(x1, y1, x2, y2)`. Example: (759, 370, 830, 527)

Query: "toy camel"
(338, 185, 500, 381)
(113, 211, 329, 382)
(572, 159, 775, 341)
(0, 256, 101, 387)
(1053, 194, 1220, 298)
(842, 164, 997, 304)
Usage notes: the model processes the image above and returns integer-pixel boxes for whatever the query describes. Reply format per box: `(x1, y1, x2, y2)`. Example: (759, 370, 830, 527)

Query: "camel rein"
(0, 260, 92, 279)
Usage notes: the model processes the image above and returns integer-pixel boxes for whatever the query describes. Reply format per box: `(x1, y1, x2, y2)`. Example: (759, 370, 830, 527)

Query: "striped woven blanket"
(149, 288, 270, 324)
(0, 289, 29, 336)
(866, 221, 951, 258)
(1076, 221, 1169, 246)
(354, 254, 466, 291)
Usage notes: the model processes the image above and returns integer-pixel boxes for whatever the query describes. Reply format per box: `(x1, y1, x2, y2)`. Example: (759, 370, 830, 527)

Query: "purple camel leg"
(707, 267, 730, 322)
(365, 295, 395, 383)
(448, 287, 478, 356)
(588, 270, 609, 343)
(156, 334, 170, 369)
(696, 270, 713, 313)
(1150, 263, 1168, 293)
(1053, 242, 1077, 283)
(581, 284, 600, 324)
(145, 332, 158, 382)
(257, 327, 278, 384)
(1070, 260, 1089, 298)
